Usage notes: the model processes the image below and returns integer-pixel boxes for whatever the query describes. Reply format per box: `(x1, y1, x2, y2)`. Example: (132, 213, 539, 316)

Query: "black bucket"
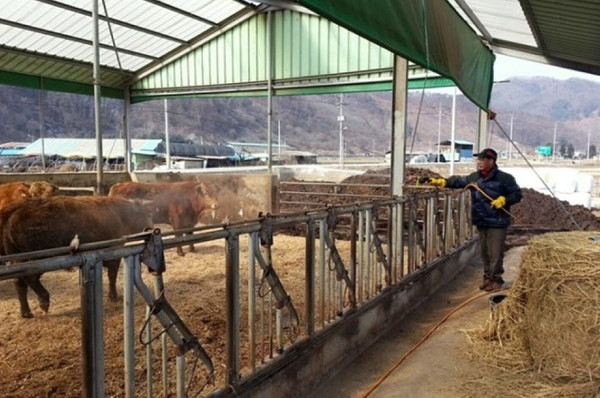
(489, 294, 507, 308)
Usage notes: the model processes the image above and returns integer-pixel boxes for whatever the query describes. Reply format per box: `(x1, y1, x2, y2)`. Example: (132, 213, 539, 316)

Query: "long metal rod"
(153, 274, 168, 396)
(365, 209, 372, 297)
(176, 355, 185, 398)
(319, 219, 326, 327)
(123, 256, 136, 398)
(358, 211, 364, 302)
(92, 0, 104, 193)
(266, 10, 273, 172)
(350, 212, 357, 309)
(145, 306, 154, 398)
(164, 99, 171, 168)
(38, 78, 47, 171)
(248, 232, 257, 372)
(305, 221, 315, 335)
(80, 254, 105, 398)
(225, 235, 240, 387)
(124, 88, 132, 173)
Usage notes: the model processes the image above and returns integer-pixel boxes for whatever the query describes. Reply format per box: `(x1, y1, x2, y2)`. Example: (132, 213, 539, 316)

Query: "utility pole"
(278, 119, 281, 160)
(164, 99, 170, 169)
(587, 126, 591, 160)
(437, 101, 442, 162)
(450, 87, 457, 175)
(552, 122, 557, 162)
(508, 114, 514, 161)
(338, 93, 345, 167)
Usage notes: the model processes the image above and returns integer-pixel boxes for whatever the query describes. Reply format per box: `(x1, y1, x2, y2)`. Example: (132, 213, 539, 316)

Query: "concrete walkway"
(308, 246, 525, 398)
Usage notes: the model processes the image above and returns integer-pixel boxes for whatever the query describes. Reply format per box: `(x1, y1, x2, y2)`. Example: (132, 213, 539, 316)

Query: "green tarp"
(297, 0, 495, 110)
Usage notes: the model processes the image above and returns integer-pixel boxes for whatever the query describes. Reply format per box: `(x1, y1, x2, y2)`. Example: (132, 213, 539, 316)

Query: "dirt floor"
(2, 166, 600, 397)
(0, 232, 333, 397)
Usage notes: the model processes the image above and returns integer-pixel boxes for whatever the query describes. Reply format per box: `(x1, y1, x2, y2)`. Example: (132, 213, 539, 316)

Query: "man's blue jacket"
(446, 166, 522, 228)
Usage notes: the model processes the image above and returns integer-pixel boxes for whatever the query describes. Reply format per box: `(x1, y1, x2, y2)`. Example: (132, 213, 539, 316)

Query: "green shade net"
(297, 0, 495, 110)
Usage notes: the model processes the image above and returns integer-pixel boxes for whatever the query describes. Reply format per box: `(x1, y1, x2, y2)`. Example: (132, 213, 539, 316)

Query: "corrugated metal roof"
(20, 138, 162, 158)
(448, 0, 600, 74)
(0, 0, 261, 89)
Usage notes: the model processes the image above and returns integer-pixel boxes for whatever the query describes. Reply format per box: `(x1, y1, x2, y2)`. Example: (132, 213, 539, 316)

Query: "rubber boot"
(485, 277, 504, 292)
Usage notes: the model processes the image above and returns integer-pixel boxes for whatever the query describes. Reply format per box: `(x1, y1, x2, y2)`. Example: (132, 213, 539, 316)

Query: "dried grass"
(462, 231, 600, 397)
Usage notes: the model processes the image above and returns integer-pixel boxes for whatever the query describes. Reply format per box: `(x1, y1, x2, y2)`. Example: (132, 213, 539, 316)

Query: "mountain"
(1, 76, 599, 157)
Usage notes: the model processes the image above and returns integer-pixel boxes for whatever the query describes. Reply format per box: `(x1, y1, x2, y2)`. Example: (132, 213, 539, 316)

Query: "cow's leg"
(104, 260, 120, 301)
(14, 277, 34, 318)
(24, 275, 50, 314)
(174, 232, 185, 256)
(186, 233, 196, 253)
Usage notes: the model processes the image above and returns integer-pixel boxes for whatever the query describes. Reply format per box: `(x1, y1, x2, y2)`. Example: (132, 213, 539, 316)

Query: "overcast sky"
(494, 54, 600, 83)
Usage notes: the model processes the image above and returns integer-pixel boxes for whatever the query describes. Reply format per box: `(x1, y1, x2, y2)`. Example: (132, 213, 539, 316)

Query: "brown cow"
(109, 181, 218, 256)
(0, 196, 153, 318)
(0, 181, 58, 210)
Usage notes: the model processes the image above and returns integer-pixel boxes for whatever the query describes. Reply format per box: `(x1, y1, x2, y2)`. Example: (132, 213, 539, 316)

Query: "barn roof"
(20, 138, 162, 159)
(2, 1, 600, 109)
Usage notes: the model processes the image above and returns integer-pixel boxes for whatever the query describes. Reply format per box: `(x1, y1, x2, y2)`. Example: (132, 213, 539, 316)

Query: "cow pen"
(0, 188, 476, 397)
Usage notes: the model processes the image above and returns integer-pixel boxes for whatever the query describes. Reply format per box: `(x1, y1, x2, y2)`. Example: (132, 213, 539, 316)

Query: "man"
(428, 148, 522, 291)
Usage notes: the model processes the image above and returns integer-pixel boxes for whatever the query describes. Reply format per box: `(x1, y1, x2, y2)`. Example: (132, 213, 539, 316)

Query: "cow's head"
(195, 182, 218, 213)
(28, 181, 59, 198)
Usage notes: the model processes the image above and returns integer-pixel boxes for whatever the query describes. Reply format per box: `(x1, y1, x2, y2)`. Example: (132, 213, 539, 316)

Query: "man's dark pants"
(477, 226, 507, 283)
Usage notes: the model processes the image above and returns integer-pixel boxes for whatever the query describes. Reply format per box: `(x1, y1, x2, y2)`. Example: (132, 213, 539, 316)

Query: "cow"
(0, 181, 58, 210)
(109, 181, 218, 256)
(0, 196, 153, 318)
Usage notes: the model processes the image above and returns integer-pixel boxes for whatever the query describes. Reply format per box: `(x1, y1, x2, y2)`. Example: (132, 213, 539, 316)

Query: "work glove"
(490, 195, 506, 209)
(428, 177, 447, 188)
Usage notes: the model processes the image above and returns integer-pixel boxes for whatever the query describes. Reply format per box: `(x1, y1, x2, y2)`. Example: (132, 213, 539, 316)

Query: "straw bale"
(464, 231, 600, 396)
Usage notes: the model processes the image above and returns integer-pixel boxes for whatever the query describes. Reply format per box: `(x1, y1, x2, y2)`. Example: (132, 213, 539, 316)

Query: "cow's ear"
(195, 183, 208, 196)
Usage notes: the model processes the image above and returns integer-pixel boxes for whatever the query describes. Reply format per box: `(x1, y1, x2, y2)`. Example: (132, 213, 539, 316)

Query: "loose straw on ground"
(462, 231, 600, 397)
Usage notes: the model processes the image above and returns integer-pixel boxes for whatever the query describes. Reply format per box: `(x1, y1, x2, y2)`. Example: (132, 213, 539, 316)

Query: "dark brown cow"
(0, 181, 58, 210)
(0, 196, 153, 318)
(109, 181, 218, 255)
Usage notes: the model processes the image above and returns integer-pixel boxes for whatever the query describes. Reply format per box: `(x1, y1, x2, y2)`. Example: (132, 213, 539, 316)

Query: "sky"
(494, 54, 600, 83)
(428, 54, 600, 95)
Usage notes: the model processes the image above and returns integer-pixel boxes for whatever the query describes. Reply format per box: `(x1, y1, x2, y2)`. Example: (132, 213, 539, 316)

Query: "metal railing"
(0, 189, 472, 397)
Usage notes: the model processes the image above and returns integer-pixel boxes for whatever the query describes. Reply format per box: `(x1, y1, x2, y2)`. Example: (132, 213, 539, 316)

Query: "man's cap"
(474, 148, 497, 160)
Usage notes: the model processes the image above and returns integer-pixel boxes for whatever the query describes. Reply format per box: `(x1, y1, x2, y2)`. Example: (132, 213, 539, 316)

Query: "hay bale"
(483, 231, 600, 384)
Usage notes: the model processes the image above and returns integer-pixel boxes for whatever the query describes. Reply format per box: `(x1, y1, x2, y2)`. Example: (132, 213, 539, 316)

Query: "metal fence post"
(80, 253, 105, 398)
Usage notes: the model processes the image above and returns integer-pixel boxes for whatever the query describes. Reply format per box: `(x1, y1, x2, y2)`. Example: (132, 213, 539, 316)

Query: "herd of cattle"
(0, 180, 218, 318)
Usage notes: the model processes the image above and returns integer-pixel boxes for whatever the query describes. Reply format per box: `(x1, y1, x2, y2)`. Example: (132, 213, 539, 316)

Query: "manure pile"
(340, 168, 600, 233)
(465, 231, 600, 397)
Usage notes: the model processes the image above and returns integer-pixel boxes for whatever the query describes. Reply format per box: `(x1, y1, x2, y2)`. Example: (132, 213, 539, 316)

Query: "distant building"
(227, 141, 316, 165)
(436, 139, 474, 161)
(157, 142, 245, 168)
(0, 142, 29, 156)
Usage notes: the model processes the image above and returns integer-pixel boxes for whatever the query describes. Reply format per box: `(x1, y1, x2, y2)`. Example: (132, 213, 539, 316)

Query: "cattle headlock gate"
(0, 189, 475, 397)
